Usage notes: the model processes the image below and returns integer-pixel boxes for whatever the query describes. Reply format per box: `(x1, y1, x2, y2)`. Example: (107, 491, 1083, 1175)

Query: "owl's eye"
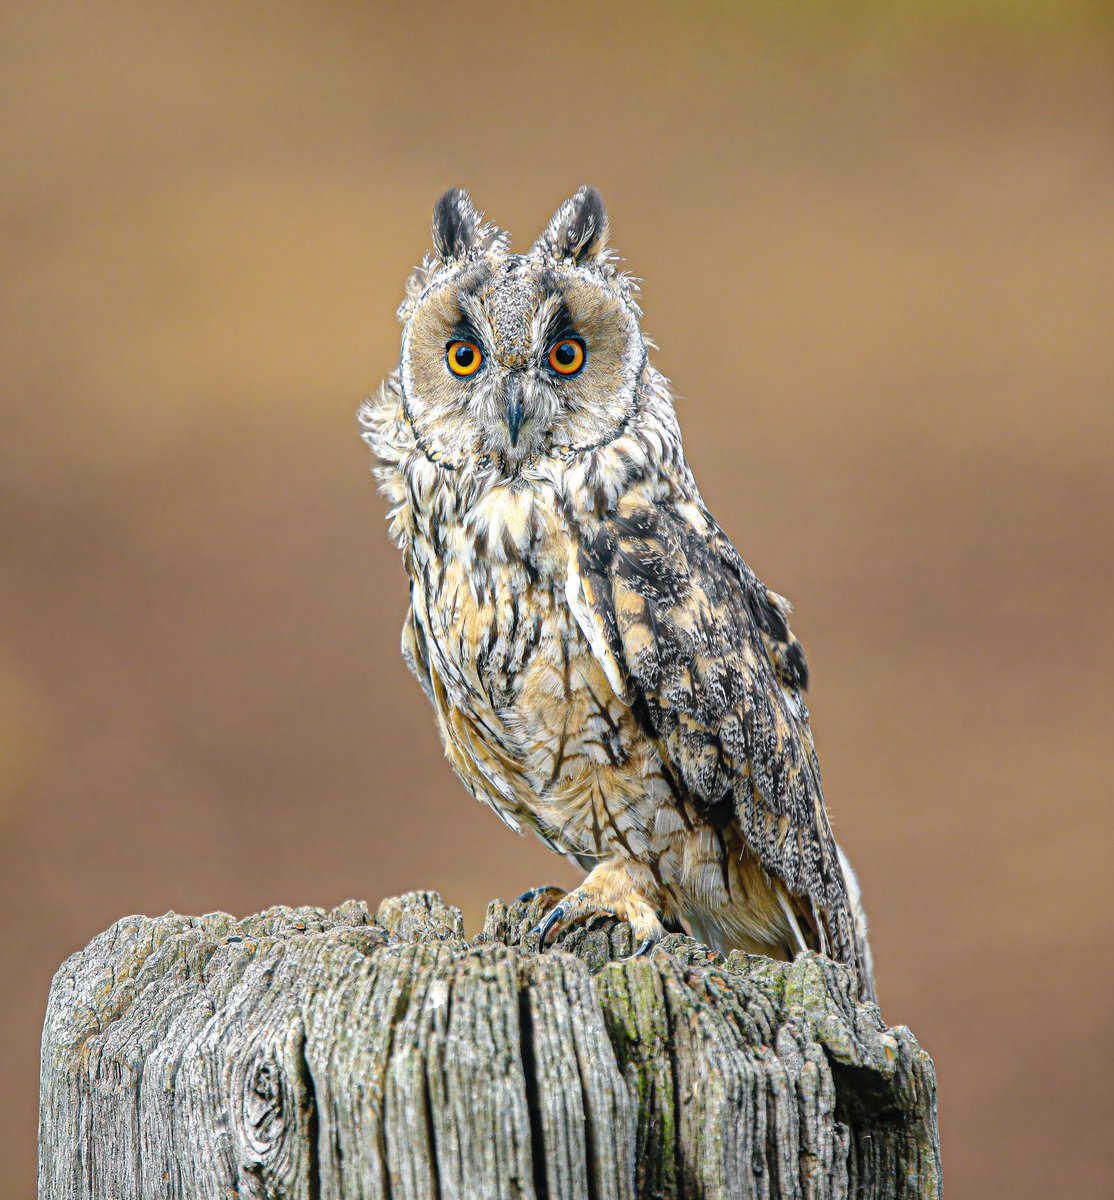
(547, 338, 586, 376)
(446, 340, 483, 377)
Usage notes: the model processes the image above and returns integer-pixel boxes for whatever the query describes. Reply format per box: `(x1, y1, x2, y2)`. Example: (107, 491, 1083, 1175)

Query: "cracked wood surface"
(39, 891, 941, 1199)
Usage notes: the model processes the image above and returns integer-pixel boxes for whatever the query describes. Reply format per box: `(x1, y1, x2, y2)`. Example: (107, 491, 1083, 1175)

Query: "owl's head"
(396, 187, 646, 469)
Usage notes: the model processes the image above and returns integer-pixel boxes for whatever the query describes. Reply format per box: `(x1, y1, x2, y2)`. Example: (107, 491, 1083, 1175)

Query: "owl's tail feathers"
(689, 867, 877, 1005)
(686, 891, 814, 971)
(836, 845, 877, 1003)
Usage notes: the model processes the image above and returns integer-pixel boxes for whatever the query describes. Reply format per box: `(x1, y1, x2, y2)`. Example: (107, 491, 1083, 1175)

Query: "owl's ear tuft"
(432, 188, 482, 261)
(536, 186, 608, 265)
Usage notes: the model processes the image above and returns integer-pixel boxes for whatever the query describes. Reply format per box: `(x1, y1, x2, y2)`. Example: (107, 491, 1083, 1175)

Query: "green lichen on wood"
(40, 891, 941, 1200)
(594, 959, 678, 1198)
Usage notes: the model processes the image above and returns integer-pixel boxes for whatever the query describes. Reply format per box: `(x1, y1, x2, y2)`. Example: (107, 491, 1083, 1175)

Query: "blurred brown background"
(2, 2, 1112, 1195)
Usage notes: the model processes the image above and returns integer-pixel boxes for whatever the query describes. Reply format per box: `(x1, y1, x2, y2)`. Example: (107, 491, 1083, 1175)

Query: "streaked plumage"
(360, 187, 875, 1000)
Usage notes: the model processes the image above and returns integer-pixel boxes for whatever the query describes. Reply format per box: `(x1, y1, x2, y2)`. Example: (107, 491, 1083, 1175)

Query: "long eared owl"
(360, 187, 875, 1000)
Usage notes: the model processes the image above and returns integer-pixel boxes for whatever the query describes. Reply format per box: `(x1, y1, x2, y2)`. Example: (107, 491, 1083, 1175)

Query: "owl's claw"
(514, 885, 565, 906)
(630, 936, 657, 958)
(530, 900, 571, 945)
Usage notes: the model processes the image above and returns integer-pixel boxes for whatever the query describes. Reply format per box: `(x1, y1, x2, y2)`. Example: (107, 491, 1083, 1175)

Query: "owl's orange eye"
(446, 340, 483, 377)
(547, 338, 586, 376)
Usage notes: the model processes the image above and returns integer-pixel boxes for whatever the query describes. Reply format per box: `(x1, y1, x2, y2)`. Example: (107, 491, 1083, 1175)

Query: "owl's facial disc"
(402, 248, 642, 468)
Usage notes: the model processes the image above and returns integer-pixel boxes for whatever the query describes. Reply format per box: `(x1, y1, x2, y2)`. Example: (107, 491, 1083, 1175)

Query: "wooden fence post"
(39, 890, 941, 1198)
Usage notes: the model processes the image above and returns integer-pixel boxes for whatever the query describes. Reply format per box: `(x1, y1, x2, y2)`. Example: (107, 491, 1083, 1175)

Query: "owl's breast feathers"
(360, 371, 873, 999)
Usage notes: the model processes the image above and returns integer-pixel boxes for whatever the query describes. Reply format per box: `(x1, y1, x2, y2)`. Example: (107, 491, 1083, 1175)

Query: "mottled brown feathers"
(360, 188, 876, 1001)
(572, 499, 859, 970)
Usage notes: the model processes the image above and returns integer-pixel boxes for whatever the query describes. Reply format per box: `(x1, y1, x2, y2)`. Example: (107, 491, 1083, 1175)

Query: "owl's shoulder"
(556, 369, 694, 520)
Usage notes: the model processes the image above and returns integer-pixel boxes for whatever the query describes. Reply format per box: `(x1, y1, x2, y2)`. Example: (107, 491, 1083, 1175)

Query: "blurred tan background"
(2, 1, 1112, 1195)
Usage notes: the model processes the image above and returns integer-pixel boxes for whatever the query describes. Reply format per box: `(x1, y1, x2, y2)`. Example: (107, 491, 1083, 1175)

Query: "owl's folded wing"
(568, 496, 863, 974)
(401, 595, 435, 704)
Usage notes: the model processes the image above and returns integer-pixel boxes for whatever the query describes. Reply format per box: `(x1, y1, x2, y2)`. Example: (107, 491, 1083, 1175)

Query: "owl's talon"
(630, 936, 657, 958)
(514, 885, 564, 906)
(530, 900, 571, 945)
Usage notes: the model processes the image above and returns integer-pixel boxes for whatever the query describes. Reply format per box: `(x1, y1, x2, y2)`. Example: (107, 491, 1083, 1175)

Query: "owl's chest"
(413, 479, 636, 767)
(404, 472, 666, 862)
(413, 481, 577, 709)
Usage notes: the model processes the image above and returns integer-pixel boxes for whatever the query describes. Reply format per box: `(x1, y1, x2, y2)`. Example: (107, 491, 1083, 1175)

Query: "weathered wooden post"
(39, 891, 940, 1198)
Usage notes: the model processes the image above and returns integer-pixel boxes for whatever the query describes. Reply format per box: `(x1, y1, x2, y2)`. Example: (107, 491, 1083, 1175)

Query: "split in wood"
(39, 891, 941, 1199)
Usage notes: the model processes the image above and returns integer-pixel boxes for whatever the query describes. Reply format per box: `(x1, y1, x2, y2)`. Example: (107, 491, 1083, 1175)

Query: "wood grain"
(39, 892, 940, 1199)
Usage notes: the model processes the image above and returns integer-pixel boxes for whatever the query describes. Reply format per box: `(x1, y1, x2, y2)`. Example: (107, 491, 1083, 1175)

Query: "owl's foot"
(529, 858, 666, 950)
(626, 914, 688, 959)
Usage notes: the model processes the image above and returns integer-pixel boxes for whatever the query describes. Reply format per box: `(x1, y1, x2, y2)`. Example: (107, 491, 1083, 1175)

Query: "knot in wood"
(39, 892, 941, 1200)
(240, 1056, 287, 1158)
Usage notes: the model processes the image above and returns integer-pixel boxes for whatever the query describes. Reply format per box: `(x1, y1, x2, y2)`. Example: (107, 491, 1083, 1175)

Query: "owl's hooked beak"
(504, 374, 525, 447)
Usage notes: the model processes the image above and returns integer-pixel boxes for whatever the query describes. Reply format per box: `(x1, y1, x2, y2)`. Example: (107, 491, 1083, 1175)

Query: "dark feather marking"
(783, 640, 810, 690)
(540, 296, 578, 347)
(524, 613, 543, 660)
(543, 186, 606, 264)
(714, 827, 732, 896)
(501, 524, 518, 561)
(630, 691, 659, 740)
(546, 645, 571, 789)
(432, 188, 478, 260)
(545, 718, 570, 789)
(701, 789, 735, 832)
(574, 498, 866, 985)
(579, 678, 626, 767)
(482, 614, 499, 662)
(449, 314, 486, 346)
(506, 592, 520, 649)
(655, 755, 694, 828)
(565, 187, 605, 259)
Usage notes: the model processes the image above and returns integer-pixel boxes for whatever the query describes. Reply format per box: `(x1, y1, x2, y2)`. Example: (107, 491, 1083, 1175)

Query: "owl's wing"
(568, 497, 865, 979)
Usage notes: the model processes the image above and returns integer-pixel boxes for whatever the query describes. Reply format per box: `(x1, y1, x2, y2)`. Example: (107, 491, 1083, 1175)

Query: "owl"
(360, 187, 875, 1001)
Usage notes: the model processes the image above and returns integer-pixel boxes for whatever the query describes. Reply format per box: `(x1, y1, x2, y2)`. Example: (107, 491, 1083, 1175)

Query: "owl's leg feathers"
(530, 857, 666, 948)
